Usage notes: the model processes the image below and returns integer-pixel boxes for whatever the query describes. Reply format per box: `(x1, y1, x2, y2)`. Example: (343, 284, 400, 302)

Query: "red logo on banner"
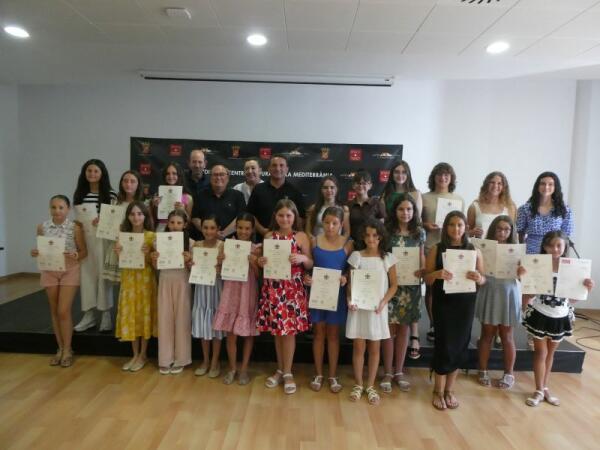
(139, 163, 151, 176)
(379, 170, 390, 183)
(347, 191, 357, 201)
(169, 144, 182, 156)
(259, 147, 272, 160)
(349, 148, 362, 161)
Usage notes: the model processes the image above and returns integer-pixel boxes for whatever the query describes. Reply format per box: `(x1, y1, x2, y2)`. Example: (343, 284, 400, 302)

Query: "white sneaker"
(99, 311, 113, 331)
(74, 310, 96, 332)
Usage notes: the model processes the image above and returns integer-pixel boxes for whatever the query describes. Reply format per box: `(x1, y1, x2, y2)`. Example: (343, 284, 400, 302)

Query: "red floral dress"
(257, 231, 309, 335)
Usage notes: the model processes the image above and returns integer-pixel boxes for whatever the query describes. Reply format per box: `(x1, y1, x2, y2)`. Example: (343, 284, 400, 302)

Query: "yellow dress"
(116, 231, 157, 341)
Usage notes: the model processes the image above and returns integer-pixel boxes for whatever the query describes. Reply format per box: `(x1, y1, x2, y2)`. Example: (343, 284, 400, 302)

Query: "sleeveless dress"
(470, 200, 508, 237)
(475, 274, 521, 327)
(256, 231, 309, 336)
(309, 243, 348, 326)
(191, 242, 224, 340)
(431, 242, 477, 374)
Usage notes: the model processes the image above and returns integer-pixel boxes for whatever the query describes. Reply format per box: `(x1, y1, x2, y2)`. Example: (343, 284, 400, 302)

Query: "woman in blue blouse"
(516, 172, 574, 254)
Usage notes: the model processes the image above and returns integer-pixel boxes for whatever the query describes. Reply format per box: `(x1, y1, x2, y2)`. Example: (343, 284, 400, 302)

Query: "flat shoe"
(379, 373, 393, 394)
(543, 388, 560, 406)
(208, 365, 221, 378)
(60, 351, 73, 368)
(129, 359, 146, 372)
(49, 349, 62, 366)
(310, 375, 323, 392)
(283, 373, 296, 394)
(194, 365, 209, 376)
(170, 366, 184, 375)
(238, 372, 251, 386)
(265, 370, 283, 388)
(223, 370, 236, 385)
(328, 377, 342, 394)
(159, 366, 171, 375)
(122, 359, 135, 371)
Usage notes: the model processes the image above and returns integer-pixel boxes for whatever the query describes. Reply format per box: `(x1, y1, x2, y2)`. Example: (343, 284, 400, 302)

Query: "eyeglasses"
(212, 173, 228, 177)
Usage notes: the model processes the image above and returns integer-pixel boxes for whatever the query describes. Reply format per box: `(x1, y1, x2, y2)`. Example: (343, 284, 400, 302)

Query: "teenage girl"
(31, 195, 87, 367)
(305, 176, 350, 240)
(152, 162, 194, 231)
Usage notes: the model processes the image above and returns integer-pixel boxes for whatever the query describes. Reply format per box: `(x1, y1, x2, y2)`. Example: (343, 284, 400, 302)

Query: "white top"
(532, 274, 570, 319)
(471, 200, 508, 237)
(233, 180, 263, 204)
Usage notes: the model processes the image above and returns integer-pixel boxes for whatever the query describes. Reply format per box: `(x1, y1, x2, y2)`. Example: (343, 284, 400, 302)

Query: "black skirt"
(522, 306, 573, 342)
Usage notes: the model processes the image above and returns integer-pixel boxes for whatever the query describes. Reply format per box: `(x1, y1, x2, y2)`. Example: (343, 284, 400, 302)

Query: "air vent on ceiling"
(461, 0, 501, 4)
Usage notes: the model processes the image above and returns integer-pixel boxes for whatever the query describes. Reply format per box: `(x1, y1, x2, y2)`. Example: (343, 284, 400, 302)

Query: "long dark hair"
(440, 211, 470, 248)
(427, 162, 456, 193)
(382, 161, 417, 201)
(485, 215, 518, 244)
(385, 193, 423, 239)
(309, 176, 342, 231)
(165, 209, 190, 251)
(357, 218, 388, 258)
(161, 162, 191, 195)
(528, 171, 567, 218)
(540, 230, 569, 256)
(121, 201, 153, 232)
(235, 212, 256, 241)
(117, 170, 144, 204)
(73, 159, 114, 205)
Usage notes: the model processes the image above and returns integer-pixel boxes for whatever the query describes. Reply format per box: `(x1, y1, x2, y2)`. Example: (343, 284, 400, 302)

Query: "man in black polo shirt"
(247, 154, 306, 237)
(191, 164, 246, 238)
(185, 149, 210, 239)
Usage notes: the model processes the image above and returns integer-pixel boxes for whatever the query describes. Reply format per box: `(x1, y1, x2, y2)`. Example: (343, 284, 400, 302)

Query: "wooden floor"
(2, 278, 600, 449)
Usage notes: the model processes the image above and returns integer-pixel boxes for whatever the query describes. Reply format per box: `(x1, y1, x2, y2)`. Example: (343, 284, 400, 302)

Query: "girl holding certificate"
(304, 206, 353, 393)
(424, 211, 485, 411)
(152, 162, 194, 231)
(475, 216, 521, 389)
(31, 195, 87, 367)
(467, 171, 516, 238)
(305, 176, 350, 240)
(114, 201, 157, 372)
(257, 199, 313, 395)
(381, 194, 425, 393)
(346, 219, 398, 406)
(380, 160, 422, 217)
(521, 231, 594, 407)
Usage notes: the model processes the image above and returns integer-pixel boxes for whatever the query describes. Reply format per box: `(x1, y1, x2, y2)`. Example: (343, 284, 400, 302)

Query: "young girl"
(213, 213, 260, 385)
(153, 162, 194, 232)
(191, 216, 224, 378)
(114, 201, 157, 372)
(521, 231, 594, 407)
(424, 211, 485, 410)
(346, 219, 398, 405)
(305, 176, 350, 240)
(305, 206, 353, 393)
(152, 209, 192, 375)
(475, 216, 521, 389)
(31, 195, 87, 367)
(347, 170, 385, 245)
(381, 194, 425, 393)
(380, 160, 423, 217)
(257, 199, 313, 394)
(73, 159, 117, 332)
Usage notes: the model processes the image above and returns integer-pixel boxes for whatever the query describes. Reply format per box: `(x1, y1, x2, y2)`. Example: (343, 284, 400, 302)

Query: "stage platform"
(0, 290, 585, 373)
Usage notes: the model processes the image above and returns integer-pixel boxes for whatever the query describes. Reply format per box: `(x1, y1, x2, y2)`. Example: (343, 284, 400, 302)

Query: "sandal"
(432, 390, 446, 410)
(365, 386, 380, 406)
(408, 336, 421, 360)
(282, 373, 296, 395)
(379, 373, 393, 394)
(60, 350, 73, 368)
(265, 369, 283, 388)
(393, 372, 410, 392)
(328, 377, 342, 394)
(444, 390, 459, 409)
(526, 390, 544, 407)
(223, 370, 236, 385)
(543, 387, 560, 406)
(49, 348, 62, 366)
(238, 372, 250, 386)
(478, 370, 491, 387)
(497, 373, 515, 390)
(349, 385, 363, 402)
(310, 375, 324, 392)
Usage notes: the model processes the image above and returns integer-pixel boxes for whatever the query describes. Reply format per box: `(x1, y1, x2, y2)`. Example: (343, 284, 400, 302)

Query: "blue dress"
(309, 245, 348, 326)
(516, 202, 573, 254)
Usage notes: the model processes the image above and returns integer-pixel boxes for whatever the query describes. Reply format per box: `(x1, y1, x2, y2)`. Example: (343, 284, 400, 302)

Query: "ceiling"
(2, 0, 600, 85)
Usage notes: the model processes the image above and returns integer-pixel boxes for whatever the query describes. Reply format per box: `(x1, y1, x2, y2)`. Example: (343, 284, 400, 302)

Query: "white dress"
(345, 251, 397, 340)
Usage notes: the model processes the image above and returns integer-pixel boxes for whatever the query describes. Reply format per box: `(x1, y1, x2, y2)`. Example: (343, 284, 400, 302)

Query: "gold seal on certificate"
(96, 204, 125, 241)
(555, 258, 592, 301)
(156, 232, 184, 270)
(351, 269, 382, 311)
(392, 246, 420, 286)
(520, 254, 553, 295)
(495, 243, 525, 279)
(74, 204, 98, 235)
(37, 236, 66, 271)
(470, 238, 496, 276)
(435, 198, 463, 227)
(221, 239, 251, 282)
(263, 239, 291, 280)
(118, 232, 145, 269)
(189, 247, 218, 286)
(157, 185, 183, 220)
(443, 249, 477, 294)
(309, 267, 342, 311)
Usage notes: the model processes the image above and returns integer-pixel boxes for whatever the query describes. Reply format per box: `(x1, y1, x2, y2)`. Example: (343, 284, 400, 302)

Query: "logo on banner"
(339, 171, 356, 181)
(142, 184, 151, 196)
(349, 148, 362, 161)
(373, 151, 395, 159)
(169, 144, 182, 156)
(379, 170, 390, 183)
(231, 145, 240, 158)
(259, 147, 272, 160)
(139, 163, 151, 176)
(285, 146, 306, 158)
(347, 191, 357, 201)
(320, 147, 330, 160)
(139, 141, 151, 155)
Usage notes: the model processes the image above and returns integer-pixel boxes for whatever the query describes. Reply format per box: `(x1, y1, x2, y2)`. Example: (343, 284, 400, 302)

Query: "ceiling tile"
(420, 4, 509, 35)
(519, 37, 600, 58)
(64, 0, 150, 25)
(403, 32, 474, 55)
(285, 1, 358, 31)
(136, 0, 220, 28)
(161, 25, 287, 49)
(347, 30, 412, 53)
(287, 29, 348, 50)
(484, 7, 581, 37)
(210, 0, 285, 28)
(516, 0, 599, 11)
(353, 1, 434, 33)
(95, 24, 168, 45)
(551, 11, 600, 39)
(0, 0, 78, 23)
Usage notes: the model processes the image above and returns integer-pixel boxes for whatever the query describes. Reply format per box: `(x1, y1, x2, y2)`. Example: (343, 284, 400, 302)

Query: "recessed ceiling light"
(4, 25, 30, 39)
(486, 41, 509, 54)
(247, 34, 267, 46)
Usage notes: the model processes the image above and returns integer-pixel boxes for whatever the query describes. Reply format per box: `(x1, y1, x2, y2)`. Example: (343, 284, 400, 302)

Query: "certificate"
(520, 254, 553, 295)
(156, 232, 184, 270)
(471, 238, 496, 276)
(37, 236, 66, 271)
(443, 249, 477, 294)
(189, 247, 218, 285)
(263, 239, 291, 280)
(118, 232, 145, 269)
(351, 269, 382, 311)
(495, 244, 526, 279)
(96, 204, 125, 241)
(309, 267, 342, 311)
(392, 246, 420, 286)
(74, 204, 98, 235)
(555, 258, 592, 301)
(221, 239, 251, 282)
(157, 185, 183, 219)
(435, 198, 463, 227)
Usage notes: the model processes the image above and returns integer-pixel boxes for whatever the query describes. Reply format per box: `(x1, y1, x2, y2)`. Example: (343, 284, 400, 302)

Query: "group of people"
(31, 150, 594, 410)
